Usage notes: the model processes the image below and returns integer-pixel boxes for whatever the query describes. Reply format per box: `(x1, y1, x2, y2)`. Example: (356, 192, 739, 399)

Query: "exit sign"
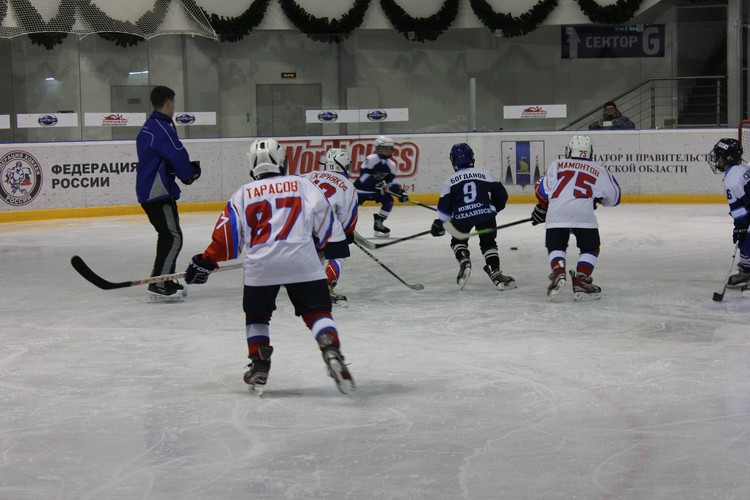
(281, 72, 297, 79)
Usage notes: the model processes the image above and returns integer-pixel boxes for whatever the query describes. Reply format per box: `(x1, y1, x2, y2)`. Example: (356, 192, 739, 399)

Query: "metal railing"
(563, 75, 727, 130)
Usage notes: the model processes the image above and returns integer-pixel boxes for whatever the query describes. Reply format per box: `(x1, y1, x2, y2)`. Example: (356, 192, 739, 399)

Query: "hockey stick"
(385, 189, 437, 212)
(71, 255, 243, 290)
(444, 217, 533, 240)
(712, 243, 740, 302)
(352, 241, 424, 290)
(353, 230, 432, 250)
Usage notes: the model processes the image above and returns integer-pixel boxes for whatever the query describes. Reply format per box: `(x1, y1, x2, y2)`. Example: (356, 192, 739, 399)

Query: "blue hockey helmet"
(450, 143, 474, 170)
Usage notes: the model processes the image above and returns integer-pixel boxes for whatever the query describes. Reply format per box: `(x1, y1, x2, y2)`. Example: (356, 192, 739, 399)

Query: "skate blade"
(573, 291, 601, 302)
(457, 268, 471, 290)
(496, 281, 517, 291)
(248, 384, 264, 396)
(326, 359, 356, 395)
(742, 288, 750, 298)
(373, 231, 390, 238)
(547, 278, 566, 300)
(332, 300, 349, 308)
(148, 293, 185, 303)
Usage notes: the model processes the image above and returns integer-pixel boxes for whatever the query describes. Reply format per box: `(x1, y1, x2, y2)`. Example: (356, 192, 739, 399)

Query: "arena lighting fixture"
(44, 77, 55, 81)
(128, 70, 149, 75)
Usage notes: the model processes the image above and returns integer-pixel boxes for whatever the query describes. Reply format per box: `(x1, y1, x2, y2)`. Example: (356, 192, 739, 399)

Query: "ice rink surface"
(2, 203, 750, 499)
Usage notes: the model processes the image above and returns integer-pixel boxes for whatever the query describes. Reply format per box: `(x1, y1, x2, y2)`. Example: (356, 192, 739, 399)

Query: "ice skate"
(329, 284, 348, 308)
(547, 260, 566, 300)
(147, 280, 186, 303)
(316, 333, 355, 395)
(456, 258, 471, 289)
(483, 265, 517, 290)
(727, 270, 750, 289)
(321, 346, 355, 395)
(570, 270, 601, 301)
(373, 214, 391, 238)
(244, 346, 273, 395)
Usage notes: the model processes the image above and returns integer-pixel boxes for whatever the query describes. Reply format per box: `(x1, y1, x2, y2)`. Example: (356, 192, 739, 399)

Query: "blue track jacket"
(135, 110, 195, 204)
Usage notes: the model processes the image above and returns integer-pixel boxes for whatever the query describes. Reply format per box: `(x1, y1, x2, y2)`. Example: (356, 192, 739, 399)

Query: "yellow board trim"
(0, 194, 727, 223)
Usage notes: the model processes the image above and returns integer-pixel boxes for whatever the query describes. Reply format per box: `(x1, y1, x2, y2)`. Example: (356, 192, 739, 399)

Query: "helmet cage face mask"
(247, 138, 288, 179)
(325, 148, 352, 176)
(708, 138, 743, 174)
(449, 143, 475, 170)
(565, 135, 593, 160)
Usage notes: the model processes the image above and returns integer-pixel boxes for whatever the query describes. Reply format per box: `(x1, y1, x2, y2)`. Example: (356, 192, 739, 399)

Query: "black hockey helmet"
(449, 143, 474, 170)
(708, 138, 743, 174)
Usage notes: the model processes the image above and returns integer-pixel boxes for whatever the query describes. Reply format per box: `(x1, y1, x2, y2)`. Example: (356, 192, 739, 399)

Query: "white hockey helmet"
(325, 148, 352, 176)
(565, 135, 593, 160)
(247, 138, 287, 179)
(375, 136, 394, 157)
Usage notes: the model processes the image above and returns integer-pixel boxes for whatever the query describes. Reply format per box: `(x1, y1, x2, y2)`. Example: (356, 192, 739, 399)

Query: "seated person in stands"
(588, 101, 635, 130)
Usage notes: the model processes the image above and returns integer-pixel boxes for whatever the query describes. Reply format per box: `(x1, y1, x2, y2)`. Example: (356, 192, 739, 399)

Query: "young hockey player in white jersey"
(708, 138, 750, 291)
(184, 138, 355, 395)
(531, 135, 621, 301)
(430, 142, 516, 290)
(305, 148, 359, 306)
(353, 136, 409, 237)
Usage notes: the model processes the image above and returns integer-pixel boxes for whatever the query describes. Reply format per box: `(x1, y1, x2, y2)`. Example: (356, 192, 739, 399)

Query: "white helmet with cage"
(247, 138, 288, 179)
(325, 148, 352, 176)
(375, 136, 394, 158)
(565, 135, 593, 160)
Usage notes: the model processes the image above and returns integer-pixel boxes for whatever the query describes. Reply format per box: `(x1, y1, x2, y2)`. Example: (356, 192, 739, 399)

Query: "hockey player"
(184, 138, 355, 395)
(430, 142, 516, 290)
(353, 136, 409, 237)
(708, 138, 750, 290)
(305, 148, 359, 306)
(531, 135, 621, 301)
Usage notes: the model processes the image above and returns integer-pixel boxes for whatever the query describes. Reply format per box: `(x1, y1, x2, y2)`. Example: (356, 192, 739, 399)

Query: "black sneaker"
(147, 280, 184, 302)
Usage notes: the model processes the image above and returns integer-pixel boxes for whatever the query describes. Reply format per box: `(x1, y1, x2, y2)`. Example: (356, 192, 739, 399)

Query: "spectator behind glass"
(588, 101, 635, 130)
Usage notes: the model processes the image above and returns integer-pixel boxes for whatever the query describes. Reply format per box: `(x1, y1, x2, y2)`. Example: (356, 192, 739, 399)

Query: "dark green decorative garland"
(379, 0, 458, 42)
(79, 0, 171, 48)
(14, 0, 75, 50)
(0, 1, 9, 26)
(574, 0, 643, 25)
(203, 0, 271, 43)
(469, 0, 558, 38)
(279, 0, 370, 43)
(15, 0, 660, 49)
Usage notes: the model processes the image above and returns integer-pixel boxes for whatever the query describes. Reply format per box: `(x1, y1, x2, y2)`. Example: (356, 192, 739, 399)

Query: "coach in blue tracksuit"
(136, 86, 201, 300)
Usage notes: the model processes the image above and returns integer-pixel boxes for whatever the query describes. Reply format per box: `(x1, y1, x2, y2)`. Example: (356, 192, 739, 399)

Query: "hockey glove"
(345, 232, 354, 244)
(531, 204, 547, 225)
(397, 191, 409, 203)
(593, 197, 603, 210)
(733, 226, 748, 244)
(182, 161, 202, 185)
(430, 219, 445, 237)
(185, 254, 216, 284)
(374, 181, 387, 196)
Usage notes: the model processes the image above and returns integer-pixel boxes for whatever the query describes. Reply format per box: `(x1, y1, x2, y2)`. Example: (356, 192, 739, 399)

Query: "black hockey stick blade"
(353, 241, 424, 290)
(712, 291, 725, 302)
(71, 255, 243, 290)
